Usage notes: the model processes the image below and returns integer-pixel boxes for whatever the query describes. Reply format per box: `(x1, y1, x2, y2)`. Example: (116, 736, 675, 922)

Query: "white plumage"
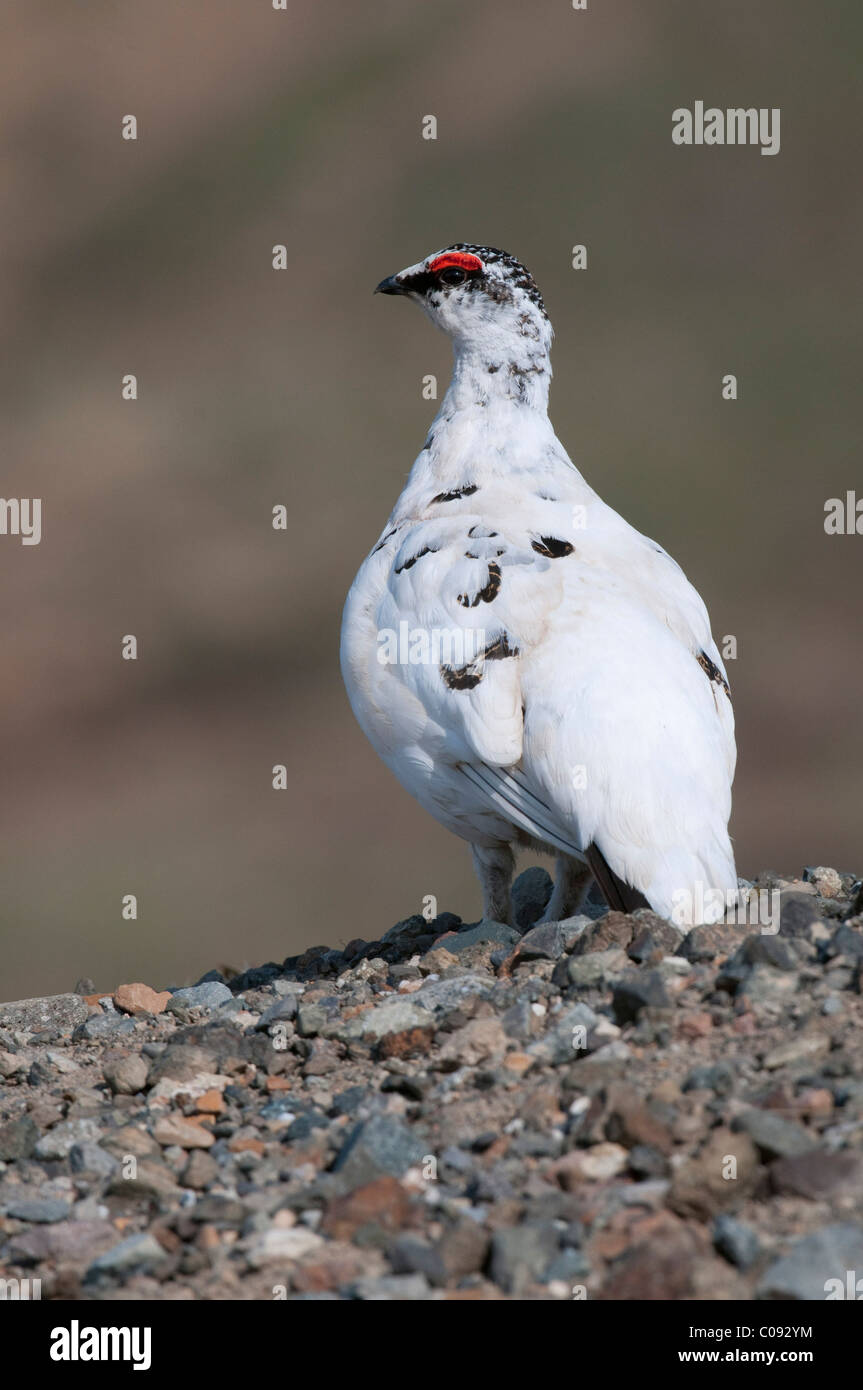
(341, 245, 737, 927)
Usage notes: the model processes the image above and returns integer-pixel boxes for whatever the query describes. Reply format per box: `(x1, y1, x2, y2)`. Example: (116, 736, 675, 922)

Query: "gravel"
(0, 864, 862, 1301)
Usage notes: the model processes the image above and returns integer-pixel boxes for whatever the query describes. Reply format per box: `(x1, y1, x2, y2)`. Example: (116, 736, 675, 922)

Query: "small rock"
(389, 1234, 447, 1287)
(573, 912, 637, 956)
(719, 934, 799, 990)
(8, 1219, 117, 1268)
(516, 920, 565, 961)
(490, 1221, 559, 1294)
(34, 1118, 100, 1160)
(627, 1145, 669, 1179)
(770, 1149, 862, 1200)
(332, 1115, 425, 1189)
(733, 1109, 818, 1160)
(566, 948, 628, 990)
(803, 866, 842, 898)
(6, 1198, 71, 1224)
(825, 924, 863, 963)
(683, 1062, 736, 1097)
(322, 1177, 414, 1241)
(113, 982, 171, 1016)
(0, 993, 89, 1035)
(679, 922, 748, 962)
(604, 1083, 674, 1154)
(438, 1219, 490, 1279)
(627, 913, 684, 964)
(102, 1053, 150, 1095)
(677, 1011, 713, 1040)
(297, 996, 345, 1038)
(512, 867, 553, 930)
(246, 1226, 324, 1267)
(147, 1070, 230, 1107)
(419, 946, 459, 975)
(76, 1013, 136, 1040)
(762, 1033, 830, 1070)
(437, 1017, 507, 1068)
(0, 1050, 26, 1078)
(166, 982, 232, 1014)
(528, 1002, 598, 1065)
(257, 996, 298, 1028)
(147, 1044, 220, 1085)
(546, 1142, 629, 1189)
(597, 1216, 708, 1299)
(668, 1127, 760, 1219)
(779, 893, 827, 941)
(85, 1232, 167, 1282)
(0, 1115, 40, 1161)
(612, 970, 670, 1023)
(107, 1156, 181, 1200)
(183, 1149, 220, 1190)
(758, 1224, 863, 1301)
(558, 915, 592, 951)
(69, 1142, 119, 1177)
(152, 1115, 215, 1150)
(544, 1247, 591, 1282)
(713, 1213, 761, 1269)
(302, 1038, 342, 1076)
(737, 965, 800, 1004)
(443, 921, 521, 955)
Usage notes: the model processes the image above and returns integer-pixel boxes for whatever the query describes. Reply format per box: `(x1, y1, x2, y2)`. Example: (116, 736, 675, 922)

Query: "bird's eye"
(438, 267, 467, 286)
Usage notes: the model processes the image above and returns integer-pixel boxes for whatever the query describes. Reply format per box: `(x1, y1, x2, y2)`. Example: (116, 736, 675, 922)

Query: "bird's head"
(375, 245, 551, 370)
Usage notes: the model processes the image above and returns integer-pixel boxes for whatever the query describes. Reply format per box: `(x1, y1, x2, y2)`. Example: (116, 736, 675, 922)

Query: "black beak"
(374, 274, 407, 296)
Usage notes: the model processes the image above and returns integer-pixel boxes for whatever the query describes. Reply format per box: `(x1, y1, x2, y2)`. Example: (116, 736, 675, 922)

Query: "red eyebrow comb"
(427, 251, 484, 274)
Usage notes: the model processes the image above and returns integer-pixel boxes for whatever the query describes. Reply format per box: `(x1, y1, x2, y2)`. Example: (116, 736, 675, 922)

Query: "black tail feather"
(586, 843, 650, 915)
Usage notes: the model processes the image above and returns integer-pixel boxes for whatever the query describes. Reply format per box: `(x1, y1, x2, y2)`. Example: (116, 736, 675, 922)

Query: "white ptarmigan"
(341, 245, 737, 927)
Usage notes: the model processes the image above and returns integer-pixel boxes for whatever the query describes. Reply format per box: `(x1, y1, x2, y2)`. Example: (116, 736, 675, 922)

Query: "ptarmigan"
(341, 245, 737, 927)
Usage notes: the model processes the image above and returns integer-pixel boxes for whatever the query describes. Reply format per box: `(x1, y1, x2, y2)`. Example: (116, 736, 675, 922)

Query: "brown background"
(1, 0, 860, 1000)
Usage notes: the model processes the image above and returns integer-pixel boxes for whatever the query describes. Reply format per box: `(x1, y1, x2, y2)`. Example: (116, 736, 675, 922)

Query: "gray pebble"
(6, 1197, 71, 1224)
(166, 981, 232, 1012)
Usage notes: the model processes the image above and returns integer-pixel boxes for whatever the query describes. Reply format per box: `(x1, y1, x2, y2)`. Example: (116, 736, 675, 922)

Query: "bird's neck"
(398, 340, 560, 504)
(442, 330, 552, 415)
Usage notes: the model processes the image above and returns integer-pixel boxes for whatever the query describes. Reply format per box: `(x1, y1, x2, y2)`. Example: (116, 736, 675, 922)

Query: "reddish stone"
(265, 1075, 293, 1092)
(322, 1177, 415, 1241)
(677, 1011, 713, 1040)
(114, 982, 171, 1016)
(194, 1089, 224, 1114)
(376, 1025, 436, 1059)
(227, 1136, 265, 1156)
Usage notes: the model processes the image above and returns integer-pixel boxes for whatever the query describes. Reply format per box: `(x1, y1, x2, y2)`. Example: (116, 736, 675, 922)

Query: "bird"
(340, 244, 737, 928)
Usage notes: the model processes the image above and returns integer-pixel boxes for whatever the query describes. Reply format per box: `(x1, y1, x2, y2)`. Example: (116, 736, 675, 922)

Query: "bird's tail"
(586, 843, 650, 914)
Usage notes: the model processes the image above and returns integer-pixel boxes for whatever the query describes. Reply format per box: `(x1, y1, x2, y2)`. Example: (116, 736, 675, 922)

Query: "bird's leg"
(538, 854, 591, 924)
(471, 843, 515, 925)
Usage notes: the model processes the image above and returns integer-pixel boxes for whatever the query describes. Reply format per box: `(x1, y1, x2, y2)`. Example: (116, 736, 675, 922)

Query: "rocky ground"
(1, 866, 863, 1302)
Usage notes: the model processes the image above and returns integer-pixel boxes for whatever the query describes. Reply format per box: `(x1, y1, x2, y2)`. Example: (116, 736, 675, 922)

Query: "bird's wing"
(504, 489, 738, 916)
(340, 510, 536, 846)
(369, 514, 533, 769)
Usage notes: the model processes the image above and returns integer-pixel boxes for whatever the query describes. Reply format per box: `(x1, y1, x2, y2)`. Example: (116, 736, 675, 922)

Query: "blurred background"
(1, 0, 860, 1000)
